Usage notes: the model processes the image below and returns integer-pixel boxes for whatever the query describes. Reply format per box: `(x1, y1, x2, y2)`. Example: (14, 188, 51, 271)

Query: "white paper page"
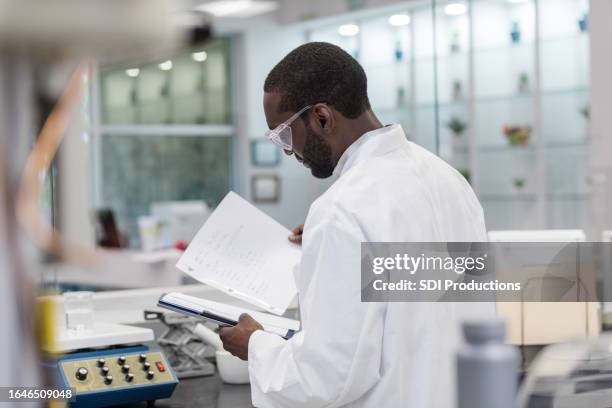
(176, 191, 300, 315)
(160, 292, 300, 333)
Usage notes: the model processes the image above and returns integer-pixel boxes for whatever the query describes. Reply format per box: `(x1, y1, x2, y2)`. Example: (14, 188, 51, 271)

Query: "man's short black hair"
(264, 42, 371, 119)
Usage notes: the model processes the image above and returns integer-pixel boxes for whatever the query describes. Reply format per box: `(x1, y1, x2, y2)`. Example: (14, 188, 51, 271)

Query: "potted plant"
(502, 125, 531, 146)
(518, 72, 530, 94)
(450, 31, 461, 53)
(446, 117, 467, 157)
(580, 104, 590, 140)
(452, 80, 463, 101)
(447, 116, 467, 137)
(513, 178, 526, 192)
(579, 104, 590, 120)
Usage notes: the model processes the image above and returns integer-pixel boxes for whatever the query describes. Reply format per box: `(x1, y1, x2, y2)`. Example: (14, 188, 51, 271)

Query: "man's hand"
(289, 224, 304, 245)
(219, 314, 263, 360)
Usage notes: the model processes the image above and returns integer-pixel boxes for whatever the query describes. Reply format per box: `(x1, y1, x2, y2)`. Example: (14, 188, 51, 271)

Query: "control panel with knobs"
(54, 346, 178, 407)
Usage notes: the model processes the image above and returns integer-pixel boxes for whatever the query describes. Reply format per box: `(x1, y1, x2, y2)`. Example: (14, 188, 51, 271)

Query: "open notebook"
(158, 292, 300, 339)
(175, 191, 301, 315)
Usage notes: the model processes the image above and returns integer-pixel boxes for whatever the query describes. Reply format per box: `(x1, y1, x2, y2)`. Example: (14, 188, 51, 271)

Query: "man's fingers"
(239, 313, 252, 323)
(218, 326, 232, 341)
(289, 224, 304, 244)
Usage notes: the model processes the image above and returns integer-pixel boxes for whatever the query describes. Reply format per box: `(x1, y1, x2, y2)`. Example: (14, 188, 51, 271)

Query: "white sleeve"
(247, 215, 386, 408)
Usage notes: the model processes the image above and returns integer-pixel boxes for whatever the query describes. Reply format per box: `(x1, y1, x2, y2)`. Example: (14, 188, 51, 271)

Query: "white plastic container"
(192, 324, 250, 384)
(215, 350, 250, 384)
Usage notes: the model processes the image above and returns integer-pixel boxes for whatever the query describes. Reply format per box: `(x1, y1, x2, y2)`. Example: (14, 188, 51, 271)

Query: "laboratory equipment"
(63, 291, 94, 331)
(193, 323, 224, 351)
(145, 310, 216, 379)
(192, 323, 249, 384)
(138, 216, 164, 252)
(519, 334, 612, 408)
(488, 230, 600, 346)
(457, 320, 519, 408)
(44, 322, 178, 408)
(150, 200, 211, 247)
(215, 350, 250, 385)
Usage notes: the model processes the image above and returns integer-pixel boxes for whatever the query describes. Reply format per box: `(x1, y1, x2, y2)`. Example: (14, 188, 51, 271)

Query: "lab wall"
(588, 0, 612, 238)
(232, 15, 334, 229)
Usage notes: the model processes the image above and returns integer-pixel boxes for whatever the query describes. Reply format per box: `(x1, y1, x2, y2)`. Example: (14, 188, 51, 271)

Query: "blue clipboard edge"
(157, 293, 296, 340)
(157, 295, 237, 327)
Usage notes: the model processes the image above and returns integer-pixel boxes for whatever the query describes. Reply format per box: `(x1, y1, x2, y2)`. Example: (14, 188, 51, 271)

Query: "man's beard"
(301, 123, 335, 179)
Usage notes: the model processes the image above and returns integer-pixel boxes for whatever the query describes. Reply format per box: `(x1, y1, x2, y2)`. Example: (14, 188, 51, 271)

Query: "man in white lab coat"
(220, 42, 491, 407)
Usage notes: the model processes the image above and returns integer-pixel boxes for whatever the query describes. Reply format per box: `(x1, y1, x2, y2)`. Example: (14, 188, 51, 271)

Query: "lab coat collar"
(332, 124, 407, 178)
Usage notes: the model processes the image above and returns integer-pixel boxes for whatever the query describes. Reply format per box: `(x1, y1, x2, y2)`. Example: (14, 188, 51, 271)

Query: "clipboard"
(157, 292, 299, 340)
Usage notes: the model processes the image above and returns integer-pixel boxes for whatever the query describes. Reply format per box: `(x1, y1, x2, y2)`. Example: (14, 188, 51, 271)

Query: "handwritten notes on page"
(176, 191, 300, 315)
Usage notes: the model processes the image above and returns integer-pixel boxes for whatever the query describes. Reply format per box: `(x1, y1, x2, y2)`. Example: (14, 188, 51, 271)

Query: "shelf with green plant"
(502, 125, 532, 147)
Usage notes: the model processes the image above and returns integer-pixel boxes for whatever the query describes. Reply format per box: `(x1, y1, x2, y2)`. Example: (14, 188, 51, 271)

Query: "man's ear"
(313, 103, 334, 134)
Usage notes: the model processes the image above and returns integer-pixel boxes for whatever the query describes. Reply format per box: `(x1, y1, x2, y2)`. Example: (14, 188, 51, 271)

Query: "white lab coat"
(248, 124, 493, 408)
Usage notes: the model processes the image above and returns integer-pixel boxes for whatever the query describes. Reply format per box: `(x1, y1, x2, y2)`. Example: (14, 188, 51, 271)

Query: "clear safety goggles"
(265, 105, 312, 151)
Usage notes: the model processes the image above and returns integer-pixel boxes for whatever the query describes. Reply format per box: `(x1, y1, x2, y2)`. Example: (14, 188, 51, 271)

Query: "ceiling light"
(195, 0, 278, 18)
(192, 51, 208, 62)
(389, 14, 411, 27)
(125, 68, 140, 78)
(507, 0, 528, 3)
(444, 3, 467, 15)
(158, 60, 173, 71)
(338, 23, 359, 36)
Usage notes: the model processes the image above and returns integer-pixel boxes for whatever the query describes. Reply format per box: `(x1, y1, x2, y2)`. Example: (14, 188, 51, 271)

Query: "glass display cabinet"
(305, 0, 590, 230)
(98, 38, 234, 242)
(101, 38, 231, 125)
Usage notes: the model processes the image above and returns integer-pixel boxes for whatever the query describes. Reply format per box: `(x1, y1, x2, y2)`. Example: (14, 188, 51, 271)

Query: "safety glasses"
(265, 105, 312, 151)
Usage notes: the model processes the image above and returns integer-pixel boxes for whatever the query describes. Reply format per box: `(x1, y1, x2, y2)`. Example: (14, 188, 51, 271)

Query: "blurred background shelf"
(303, 0, 591, 230)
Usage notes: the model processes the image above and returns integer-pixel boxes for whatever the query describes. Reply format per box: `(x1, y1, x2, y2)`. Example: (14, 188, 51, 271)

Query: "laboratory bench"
(117, 373, 252, 408)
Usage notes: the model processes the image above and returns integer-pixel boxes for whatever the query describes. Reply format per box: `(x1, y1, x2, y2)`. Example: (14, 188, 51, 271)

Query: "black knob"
(146, 370, 155, 380)
(125, 373, 134, 382)
(97, 358, 106, 367)
(75, 367, 88, 381)
(101, 366, 110, 375)
(142, 362, 151, 371)
(117, 356, 126, 365)
(139, 353, 147, 362)
(104, 375, 113, 385)
(121, 364, 130, 374)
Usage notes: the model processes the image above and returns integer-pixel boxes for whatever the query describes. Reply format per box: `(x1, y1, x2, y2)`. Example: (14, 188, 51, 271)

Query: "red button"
(155, 361, 166, 372)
